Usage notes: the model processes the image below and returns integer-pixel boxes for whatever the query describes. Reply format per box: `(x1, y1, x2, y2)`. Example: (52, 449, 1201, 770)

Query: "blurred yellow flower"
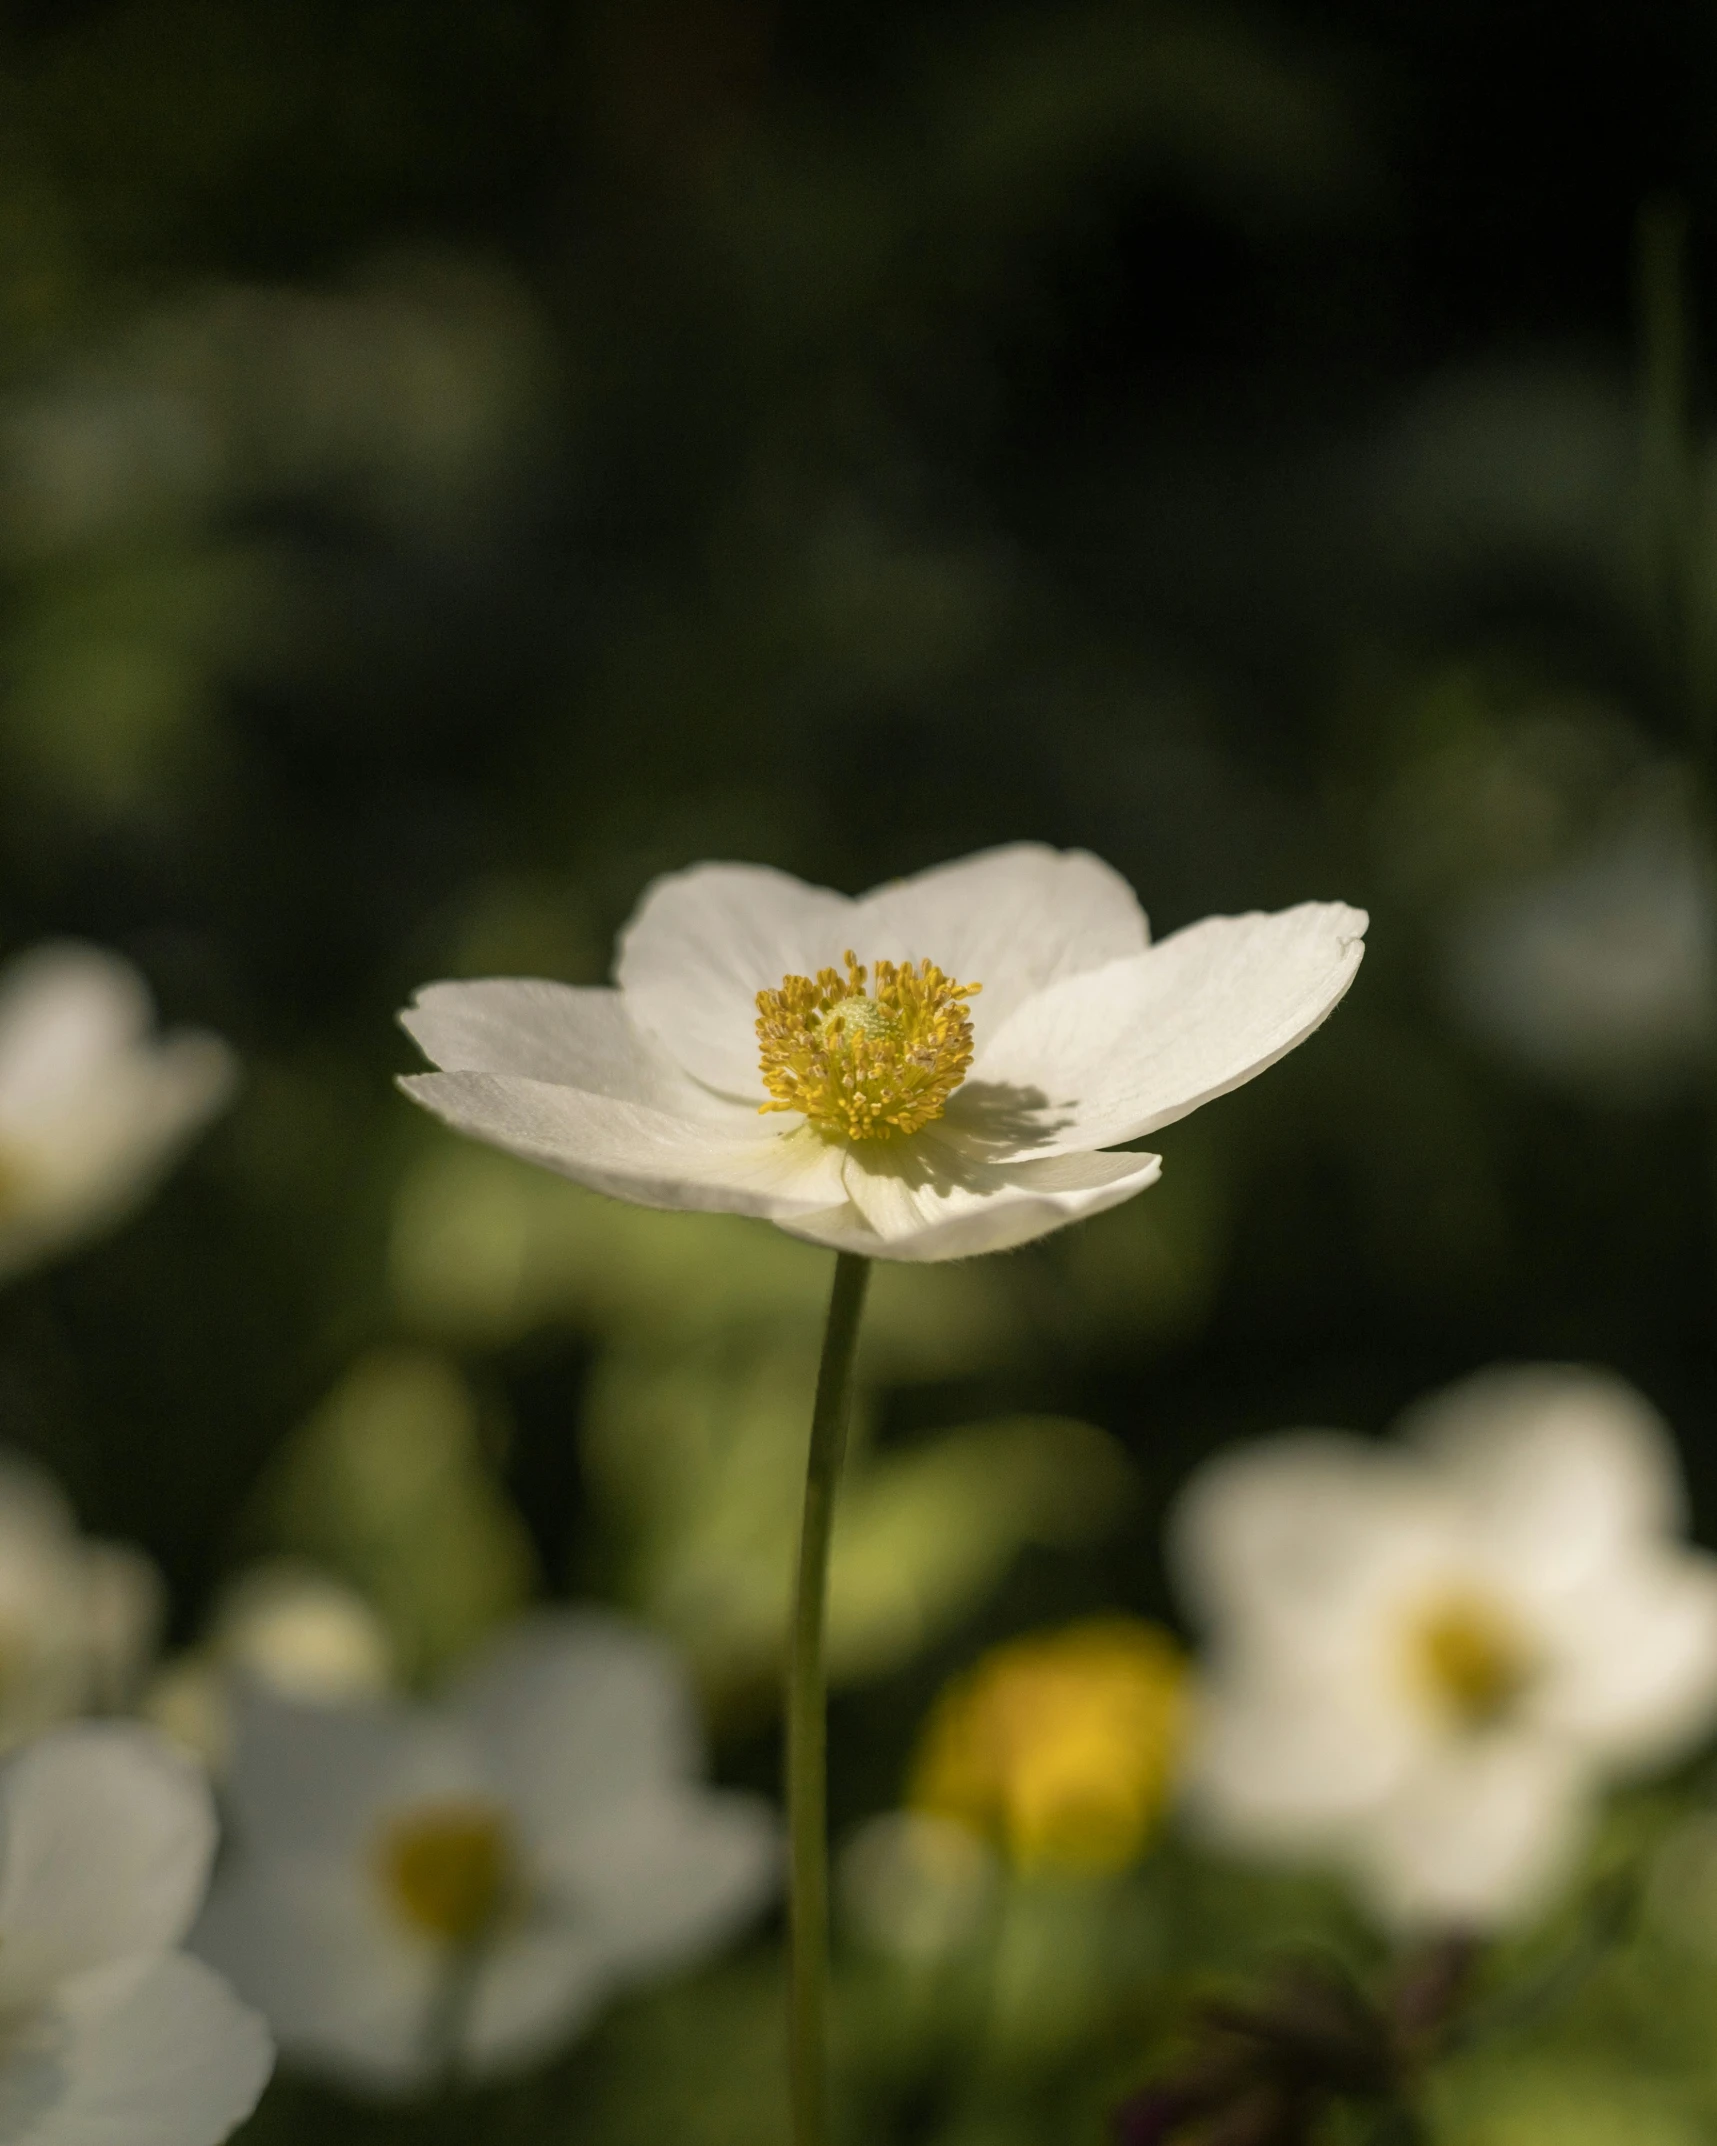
(909, 1618, 1188, 1873)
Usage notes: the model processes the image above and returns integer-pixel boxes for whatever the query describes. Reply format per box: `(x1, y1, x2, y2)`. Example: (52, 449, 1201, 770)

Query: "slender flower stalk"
(787, 1251, 871, 2146)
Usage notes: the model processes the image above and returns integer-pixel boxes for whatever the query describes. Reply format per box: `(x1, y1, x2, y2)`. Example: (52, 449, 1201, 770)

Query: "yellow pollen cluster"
(1409, 1593, 1536, 1731)
(378, 1799, 514, 1945)
(755, 951, 981, 1142)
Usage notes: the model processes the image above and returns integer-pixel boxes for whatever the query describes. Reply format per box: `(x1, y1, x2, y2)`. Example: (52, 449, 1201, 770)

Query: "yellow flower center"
(908, 1619, 1188, 1874)
(755, 952, 981, 1142)
(378, 1798, 514, 1944)
(1409, 1592, 1536, 1730)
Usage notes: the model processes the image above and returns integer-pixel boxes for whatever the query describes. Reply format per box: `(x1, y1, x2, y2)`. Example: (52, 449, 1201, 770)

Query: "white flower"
(193, 1609, 778, 2095)
(399, 846, 1366, 1262)
(0, 1721, 273, 2145)
(0, 1449, 162, 1750)
(0, 942, 235, 1281)
(1173, 1367, 1717, 1930)
(1445, 797, 1717, 1100)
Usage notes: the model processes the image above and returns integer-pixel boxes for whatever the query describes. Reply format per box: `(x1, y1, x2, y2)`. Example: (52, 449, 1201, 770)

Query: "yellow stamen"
(378, 1799, 513, 1944)
(1409, 1593, 1535, 1730)
(755, 950, 981, 1142)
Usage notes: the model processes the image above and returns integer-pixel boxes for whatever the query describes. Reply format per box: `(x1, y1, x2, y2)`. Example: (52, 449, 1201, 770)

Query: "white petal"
(1181, 1680, 1425, 1849)
(1354, 1737, 1591, 1931)
(613, 846, 1149, 1099)
(0, 1725, 216, 2011)
(193, 1855, 438, 2096)
(0, 947, 152, 1107)
(1530, 1550, 1717, 1767)
(220, 1693, 481, 1859)
(780, 1140, 1162, 1262)
(615, 862, 855, 1098)
(849, 844, 1149, 1047)
(1397, 1365, 1685, 1596)
(448, 1612, 703, 1837)
(0, 1952, 272, 2146)
(398, 1073, 849, 1220)
(0, 1026, 235, 1284)
(962, 902, 1367, 1156)
(1169, 1431, 1454, 1639)
(399, 983, 728, 1120)
(460, 1926, 610, 2077)
(549, 1788, 779, 1983)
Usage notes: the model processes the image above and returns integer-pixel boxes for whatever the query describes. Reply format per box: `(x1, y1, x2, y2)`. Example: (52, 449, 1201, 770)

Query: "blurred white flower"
(0, 1721, 272, 2145)
(0, 942, 235, 1282)
(1445, 795, 1717, 1099)
(145, 1561, 395, 1771)
(0, 1449, 161, 1750)
(1173, 1367, 1717, 1930)
(193, 1610, 778, 2094)
(400, 844, 1365, 1262)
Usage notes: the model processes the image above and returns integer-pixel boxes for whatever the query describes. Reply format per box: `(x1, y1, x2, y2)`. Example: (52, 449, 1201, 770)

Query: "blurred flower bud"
(0, 1449, 163, 1748)
(909, 1618, 1188, 1874)
(0, 941, 234, 1282)
(837, 1809, 999, 1962)
(209, 1560, 394, 1703)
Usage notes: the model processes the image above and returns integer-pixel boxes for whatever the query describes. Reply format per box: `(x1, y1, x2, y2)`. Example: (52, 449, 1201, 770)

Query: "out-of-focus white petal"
(400, 983, 731, 1120)
(0, 1464, 162, 1750)
(460, 1928, 610, 2078)
(548, 1789, 779, 1983)
(964, 903, 1367, 1156)
(781, 1142, 1162, 1263)
(1400, 1365, 1684, 1594)
(1532, 1551, 1717, 1766)
(1169, 1431, 1452, 1637)
(849, 845, 1150, 1047)
(193, 1857, 436, 2096)
(397, 1072, 848, 1219)
(220, 1693, 479, 1860)
(615, 862, 854, 1098)
(0, 1725, 215, 2010)
(0, 1006, 236, 1284)
(0, 947, 152, 1105)
(449, 1612, 701, 1835)
(1181, 1681, 1426, 1850)
(0, 1952, 272, 2146)
(1356, 1738, 1590, 1930)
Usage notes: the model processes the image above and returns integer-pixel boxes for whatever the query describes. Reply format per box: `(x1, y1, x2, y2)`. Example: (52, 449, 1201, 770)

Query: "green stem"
(1636, 195, 1699, 738)
(787, 1250, 871, 2146)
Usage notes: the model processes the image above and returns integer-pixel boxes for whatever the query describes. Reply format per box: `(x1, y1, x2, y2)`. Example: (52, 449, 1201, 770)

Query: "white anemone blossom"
(0, 942, 235, 1282)
(1174, 1366, 1717, 1930)
(0, 1449, 162, 1752)
(193, 1610, 778, 2094)
(0, 1721, 272, 2146)
(399, 846, 1366, 1262)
